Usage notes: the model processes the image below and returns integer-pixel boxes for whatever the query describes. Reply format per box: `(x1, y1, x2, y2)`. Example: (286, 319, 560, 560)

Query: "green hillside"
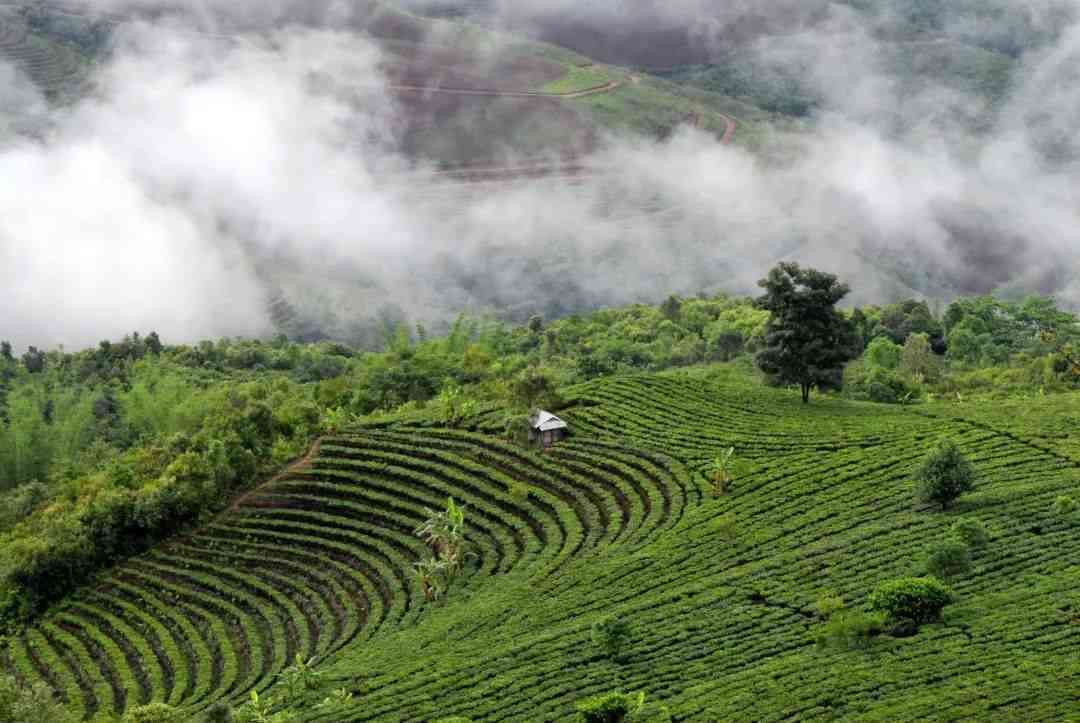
(297, 370, 1080, 721)
(4, 345, 1080, 719)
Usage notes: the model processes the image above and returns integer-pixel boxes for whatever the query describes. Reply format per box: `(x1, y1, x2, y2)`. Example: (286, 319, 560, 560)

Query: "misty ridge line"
(0, 0, 1078, 354)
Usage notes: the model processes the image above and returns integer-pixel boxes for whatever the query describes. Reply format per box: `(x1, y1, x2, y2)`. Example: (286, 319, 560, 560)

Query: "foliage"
(915, 441, 977, 510)
(900, 333, 940, 384)
(754, 263, 860, 403)
(0, 674, 75, 723)
(591, 615, 631, 661)
(843, 361, 920, 404)
(415, 497, 468, 578)
(814, 609, 887, 650)
(925, 540, 973, 580)
(1053, 495, 1078, 521)
(575, 690, 646, 723)
(203, 702, 235, 723)
(864, 337, 903, 370)
(414, 556, 449, 603)
(318, 688, 355, 709)
(868, 577, 954, 625)
(233, 690, 294, 723)
(950, 518, 990, 550)
(279, 654, 322, 700)
(120, 703, 184, 723)
(813, 593, 847, 620)
(709, 448, 735, 496)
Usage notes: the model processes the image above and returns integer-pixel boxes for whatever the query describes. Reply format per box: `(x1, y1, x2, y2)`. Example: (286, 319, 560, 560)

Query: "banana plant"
(414, 557, 449, 602)
(415, 497, 467, 575)
(280, 653, 322, 699)
(709, 447, 736, 497)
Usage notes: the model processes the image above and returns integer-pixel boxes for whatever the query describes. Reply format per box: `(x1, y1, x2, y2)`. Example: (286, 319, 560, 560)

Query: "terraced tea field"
(0, 9, 89, 98)
(5, 369, 1080, 720)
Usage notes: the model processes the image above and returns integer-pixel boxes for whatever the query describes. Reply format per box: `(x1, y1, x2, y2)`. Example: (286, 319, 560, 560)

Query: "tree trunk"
(801, 384, 810, 404)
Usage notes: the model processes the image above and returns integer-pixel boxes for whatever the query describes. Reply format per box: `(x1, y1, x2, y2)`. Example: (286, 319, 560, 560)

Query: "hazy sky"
(1, 1, 1078, 351)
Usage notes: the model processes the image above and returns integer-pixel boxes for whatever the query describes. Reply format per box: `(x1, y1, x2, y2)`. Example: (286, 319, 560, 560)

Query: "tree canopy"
(754, 263, 861, 403)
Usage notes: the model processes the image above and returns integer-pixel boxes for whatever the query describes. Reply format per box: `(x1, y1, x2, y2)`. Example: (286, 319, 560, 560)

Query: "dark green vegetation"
(915, 441, 978, 510)
(1, 271, 1080, 720)
(754, 263, 860, 403)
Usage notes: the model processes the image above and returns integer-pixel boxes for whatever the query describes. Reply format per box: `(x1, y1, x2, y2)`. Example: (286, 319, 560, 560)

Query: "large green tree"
(754, 263, 860, 403)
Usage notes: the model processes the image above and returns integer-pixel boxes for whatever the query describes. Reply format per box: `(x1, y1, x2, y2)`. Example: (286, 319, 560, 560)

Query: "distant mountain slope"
(0, 0, 770, 164)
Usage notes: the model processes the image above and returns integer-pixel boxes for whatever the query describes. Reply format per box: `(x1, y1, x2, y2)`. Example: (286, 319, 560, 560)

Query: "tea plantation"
(3, 366, 1080, 720)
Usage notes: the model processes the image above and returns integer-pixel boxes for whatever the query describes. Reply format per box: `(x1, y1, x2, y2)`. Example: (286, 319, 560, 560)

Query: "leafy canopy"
(754, 263, 860, 403)
(868, 577, 954, 624)
(915, 440, 977, 510)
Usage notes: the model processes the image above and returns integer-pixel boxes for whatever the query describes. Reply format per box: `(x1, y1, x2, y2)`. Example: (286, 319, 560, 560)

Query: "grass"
(541, 64, 614, 95)
(6, 362, 1079, 719)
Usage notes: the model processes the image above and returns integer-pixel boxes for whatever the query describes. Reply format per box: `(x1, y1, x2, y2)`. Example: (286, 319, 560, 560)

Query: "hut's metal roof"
(532, 410, 568, 432)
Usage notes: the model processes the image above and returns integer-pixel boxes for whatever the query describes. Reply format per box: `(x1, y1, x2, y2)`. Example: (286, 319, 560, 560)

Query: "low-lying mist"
(1, 0, 1078, 352)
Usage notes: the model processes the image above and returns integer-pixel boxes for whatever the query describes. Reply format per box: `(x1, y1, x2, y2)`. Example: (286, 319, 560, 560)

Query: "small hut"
(529, 410, 568, 449)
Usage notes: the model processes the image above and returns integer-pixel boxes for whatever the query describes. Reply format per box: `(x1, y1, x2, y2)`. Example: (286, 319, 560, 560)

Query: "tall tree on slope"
(755, 263, 860, 403)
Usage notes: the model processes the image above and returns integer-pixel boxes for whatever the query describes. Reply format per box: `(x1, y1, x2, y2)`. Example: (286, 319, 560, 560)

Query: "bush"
(868, 577, 953, 624)
(1053, 495, 1078, 520)
(575, 691, 645, 723)
(591, 615, 631, 661)
(915, 441, 977, 510)
(814, 610, 887, 649)
(844, 363, 920, 404)
(925, 540, 972, 580)
(0, 674, 75, 723)
(203, 702, 234, 723)
(813, 593, 846, 620)
(122, 702, 185, 723)
(865, 337, 902, 370)
(950, 518, 989, 549)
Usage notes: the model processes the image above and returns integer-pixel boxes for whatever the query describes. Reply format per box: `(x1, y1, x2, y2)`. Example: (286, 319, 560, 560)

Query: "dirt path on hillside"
(690, 109, 738, 144)
(385, 79, 622, 99)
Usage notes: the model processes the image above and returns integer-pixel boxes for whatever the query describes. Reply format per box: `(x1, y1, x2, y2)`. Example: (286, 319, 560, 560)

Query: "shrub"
(122, 702, 185, 723)
(502, 413, 531, 446)
(1053, 495, 1078, 520)
(868, 577, 953, 624)
(843, 363, 919, 404)
(915, 441, 977, 510)
(813, 593, 846, 619)
(950, 519, 990, 549)
(925, 540, 972, 580)
(865, 336, 902, 370)
(814, 609, 887, 649)
(203, 702, 235, 723)
(508, 481, 530, 503)
(710, 513, 738, 542)
(591, 615, 631, 661)
(0, 674, 75, 723)
(575, 691, 645, 723)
